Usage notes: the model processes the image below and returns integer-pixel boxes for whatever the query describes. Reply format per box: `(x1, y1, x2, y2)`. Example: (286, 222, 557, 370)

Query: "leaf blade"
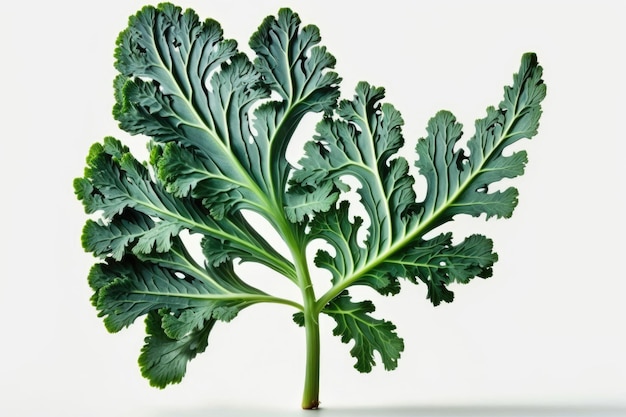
(323, 293, 404, 372)
(311, 54, 545, 310)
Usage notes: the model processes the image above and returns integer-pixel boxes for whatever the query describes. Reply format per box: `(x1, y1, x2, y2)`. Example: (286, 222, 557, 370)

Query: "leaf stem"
(301, 305, 321, 409)
(280, 217, 321, 409)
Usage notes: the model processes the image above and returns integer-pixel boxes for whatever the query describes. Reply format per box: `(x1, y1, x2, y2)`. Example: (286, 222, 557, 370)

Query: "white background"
(1, 1, 624, 416)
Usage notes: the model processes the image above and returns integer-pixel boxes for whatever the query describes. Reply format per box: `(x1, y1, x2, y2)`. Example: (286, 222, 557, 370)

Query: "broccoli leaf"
(75, 136, 295, 279)
(416, 54, 545, 222)
(76, 2, 545, 408)
(302, 54, 545, 310)
(114, 4, 339, 228)
(88, 255, 256, 333)
(113, 4, 270, 218)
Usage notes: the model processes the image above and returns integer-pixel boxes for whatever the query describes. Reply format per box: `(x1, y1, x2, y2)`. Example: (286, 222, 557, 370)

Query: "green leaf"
(76, 2, 546, 400)
(249, 7, 341, 202)
(113, 4, 340, 226)
(113, 4, 272, 219)
(306, 54, 544, 310)
(75, 136, 295, 279)
(415, 53, 546, 222)
(323, 293, 404, 372)
(415, 110, 521, 221)
(139, 310, 214, 388)
(89, 257, 250, 333)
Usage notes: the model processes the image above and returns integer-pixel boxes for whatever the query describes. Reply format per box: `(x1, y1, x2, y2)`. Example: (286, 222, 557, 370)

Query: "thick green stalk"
(287, 229, 321, 409)
(301, 305, 321, 409)
(267, 201, 320, 408)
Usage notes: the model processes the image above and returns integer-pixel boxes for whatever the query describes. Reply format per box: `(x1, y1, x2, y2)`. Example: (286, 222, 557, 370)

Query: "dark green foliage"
(76, 2, 545, 400)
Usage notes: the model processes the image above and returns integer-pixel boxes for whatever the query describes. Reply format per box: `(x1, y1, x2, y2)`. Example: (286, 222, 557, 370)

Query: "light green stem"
(289, 234, 321, 409)
(301, 306, 321, 409)
(265, 187, 321, 408)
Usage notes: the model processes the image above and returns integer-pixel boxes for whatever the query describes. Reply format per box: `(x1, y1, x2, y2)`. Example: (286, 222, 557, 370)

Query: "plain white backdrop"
(1, 1, 624, 416)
